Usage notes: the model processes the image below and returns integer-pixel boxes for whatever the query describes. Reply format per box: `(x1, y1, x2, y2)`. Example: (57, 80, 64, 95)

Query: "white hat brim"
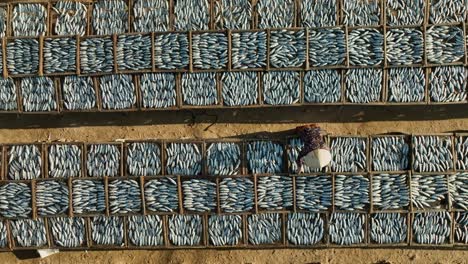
(303, 149, 332, 169)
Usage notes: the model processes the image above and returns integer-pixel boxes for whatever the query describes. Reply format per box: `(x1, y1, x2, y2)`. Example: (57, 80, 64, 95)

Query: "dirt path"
(1, 247, 468, 264)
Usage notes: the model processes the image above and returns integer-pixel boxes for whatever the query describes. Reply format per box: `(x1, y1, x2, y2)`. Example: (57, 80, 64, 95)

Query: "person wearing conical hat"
(295, 124, 331, 173)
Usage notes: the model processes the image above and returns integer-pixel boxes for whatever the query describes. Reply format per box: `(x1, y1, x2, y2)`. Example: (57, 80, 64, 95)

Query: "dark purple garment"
(296, 126, 325, 168)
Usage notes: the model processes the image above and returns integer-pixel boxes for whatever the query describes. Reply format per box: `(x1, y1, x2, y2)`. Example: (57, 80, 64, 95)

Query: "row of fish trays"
(0, 169, 466, 220)
(0, 210, 466, 251)
(0, 171, 457, 217)
(0, 133, 467, 180)
(1, 0, 468, 37)
(1, 23, 467, 79)
(0, 66, 467, 115)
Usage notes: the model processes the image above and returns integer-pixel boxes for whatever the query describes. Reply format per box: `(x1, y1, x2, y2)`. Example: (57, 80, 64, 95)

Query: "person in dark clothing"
(295, 124, 331, 173)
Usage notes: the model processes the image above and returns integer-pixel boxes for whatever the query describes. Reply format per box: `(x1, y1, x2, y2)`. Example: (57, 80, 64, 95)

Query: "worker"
(295, 124, 331, 173)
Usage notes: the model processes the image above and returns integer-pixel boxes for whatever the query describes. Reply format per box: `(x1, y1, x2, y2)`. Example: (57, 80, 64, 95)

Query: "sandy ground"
(0, 106, 467, 263)
(2, 248, 468, 264)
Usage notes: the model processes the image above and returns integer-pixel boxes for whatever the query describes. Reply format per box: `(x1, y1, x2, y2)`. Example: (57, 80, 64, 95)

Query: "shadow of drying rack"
(2, 104, 468, 129)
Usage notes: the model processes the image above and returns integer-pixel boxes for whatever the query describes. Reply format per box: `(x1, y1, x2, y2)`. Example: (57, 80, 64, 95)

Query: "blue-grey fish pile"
(429, 0, 466, 23)
(62, 76, 96, 110)
(386, 0, 425, 25)
(371, 136, 409, 171)
(140, 73, 177, 108)
(387, 67, 426, 103)
(345, 68, 382, 103)
(166, 143, 202, 175)
(181, 73, 218, 106)
(174, 0, 210, 31)
(0, 44, 3, 81)
(168, 215, 203, 246)
(100, 74, 136, 110)
(53, 1, 87, 36)
(182, 179, 217, 212)
(300, 0, 337, 27)
(207, 142, 241, 175)
(330, 137, 367, 172)
(214, 0, 252, 29)
(128, 215, 164, 247)
(269, 30, 306, 68)
(455, 212, 468, 244)
(386, 28, 423, 66)
(295, 176, 332, 211)
(133, 0, 169, 32)
(287, 137, 322, 173)
(127, 142, 161, 176)
(144, 177, 179, 212)
(287, 213, 324, 245)
(329, 213, 365, 245)
(72, 179, 106, 214)
(0, 78, 17, 111)
(154, 33, 190, 70)
(219, 177, 254, 213)
(0, 222, 7, 247)
(49, 217, 86, 247)
(348, 28, 384, 66)
(304, 70, 341, 103)
(308, 28, 346, 67)
(262, 71, 300, 105)
(7, 38, 39, 75)
(221, 72, 258, 106)
(429, 66, 467, 103)
(412, 135, 454, 172)
(256, 0, 295, 28)
(247, 141, 284, 174)
(413, 212, 451, 245)
(426, 26, 465, 64)
(370, 213, 407, 244)
(343, 0, 380, 26)
(92, 0, 128, 35)
(91, 216, 124, 246)
(448, 173, 468, 210)
(257, 175, 293, 210)
(334, 175, 369, 211)
(44, 37, 77, 74)
(87, 144, 121, 177)
(456, 136, 468, 170)
(21, 77, 57, 112)
(208, 215, 243, 246)
(10, 219, 48, 247)
(116, 34, 152, 71)
(0, 182, 32, 218)
(372, 174, 409, 210)
(36, 180, 69, 216)
(12, 4, 47, 37)
(411, 174, 448, 209)
(108, 179, 142, 214)
(231, 31, 267, 69)
(248, 213, 282, 245)
(8, 145, 42, 180)
(80, 37, 114, 74)
(192, 33, 228, 70)
(48, 144, 82, 178)
(0, 7, 6, 38)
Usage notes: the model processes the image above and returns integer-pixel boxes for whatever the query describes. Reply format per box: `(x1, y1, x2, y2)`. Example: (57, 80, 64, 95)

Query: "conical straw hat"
(303, 149, 332, 169)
